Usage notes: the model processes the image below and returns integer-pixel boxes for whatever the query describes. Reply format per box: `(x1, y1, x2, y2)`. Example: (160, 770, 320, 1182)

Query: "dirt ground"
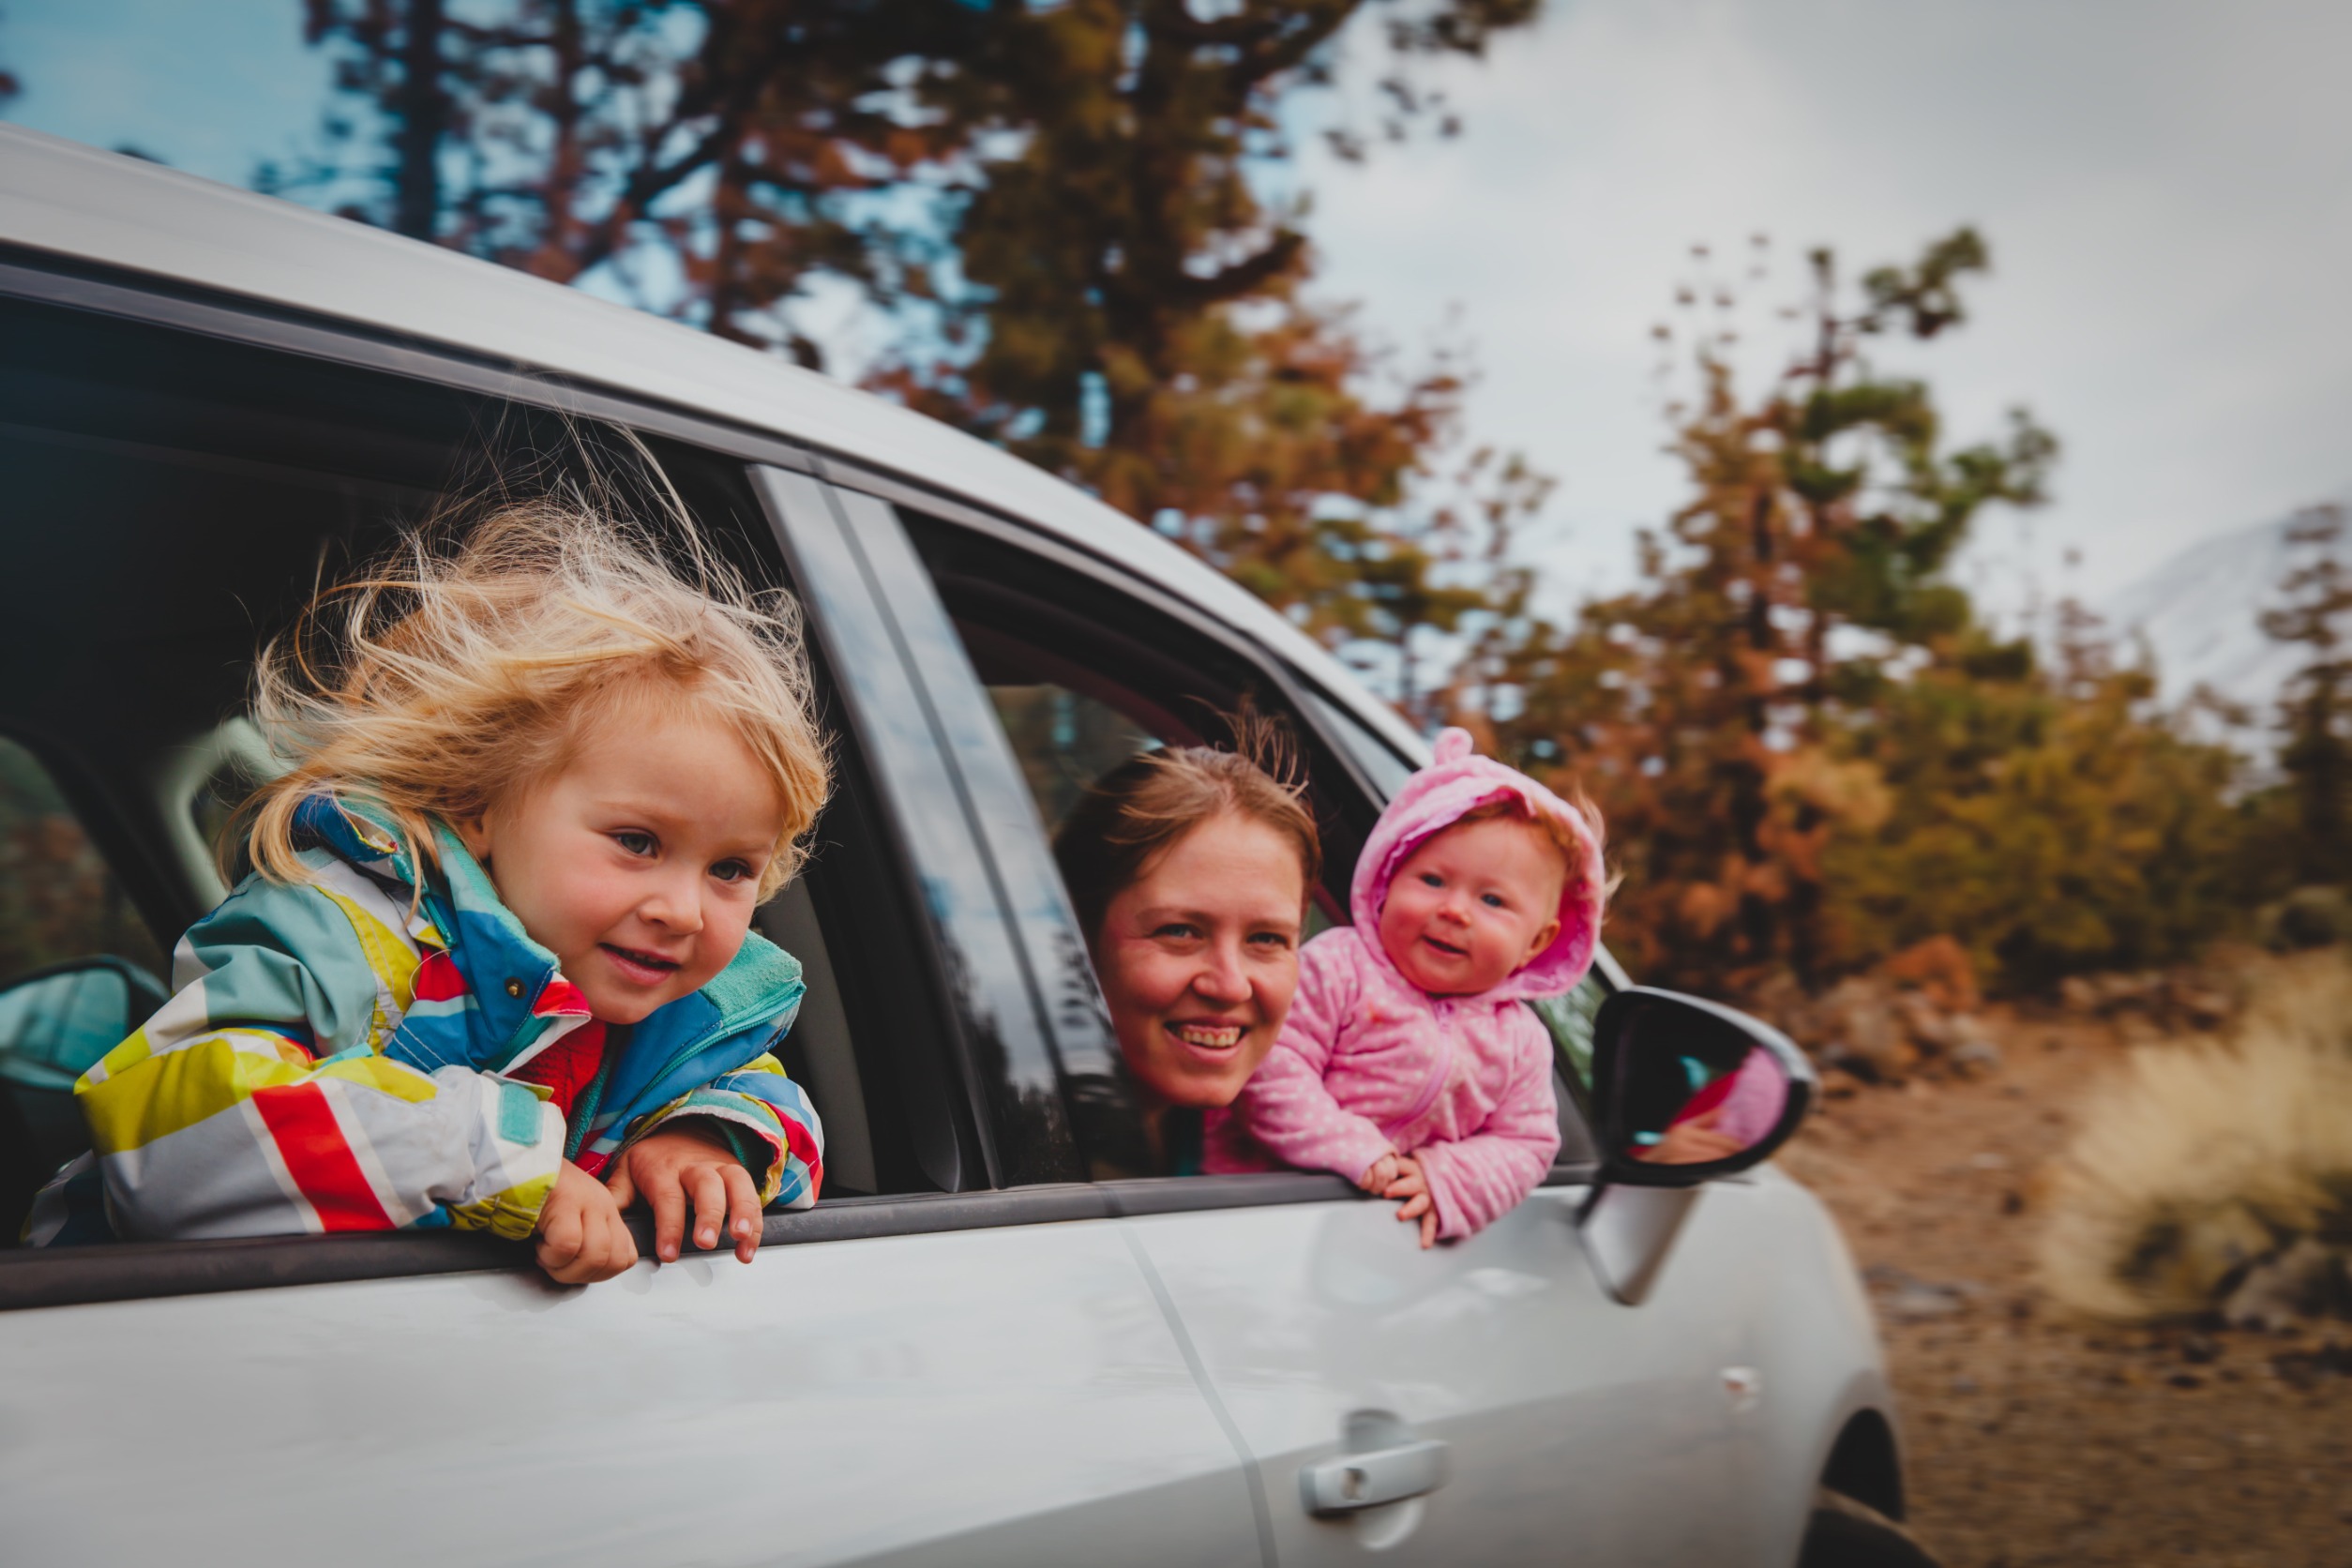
(1774, 1012, 2352, 1568)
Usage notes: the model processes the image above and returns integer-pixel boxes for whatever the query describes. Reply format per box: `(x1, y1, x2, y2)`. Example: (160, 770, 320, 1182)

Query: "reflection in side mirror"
(1591, 988, 1816, 1189)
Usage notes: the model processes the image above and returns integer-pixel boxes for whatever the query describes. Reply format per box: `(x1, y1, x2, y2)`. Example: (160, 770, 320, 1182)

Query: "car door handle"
(1299, 1438, 1450, 1515)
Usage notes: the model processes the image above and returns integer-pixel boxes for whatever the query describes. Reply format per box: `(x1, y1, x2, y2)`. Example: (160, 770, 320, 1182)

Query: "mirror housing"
(1591, 986, 1815, 1189)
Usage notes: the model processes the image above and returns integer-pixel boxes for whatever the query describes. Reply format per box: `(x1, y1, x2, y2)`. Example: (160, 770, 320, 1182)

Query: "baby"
(1212, 729, 1606, 1245)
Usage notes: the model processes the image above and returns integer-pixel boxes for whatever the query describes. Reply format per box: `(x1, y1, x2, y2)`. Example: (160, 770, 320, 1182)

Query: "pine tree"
(2260, 503, 2352, 882)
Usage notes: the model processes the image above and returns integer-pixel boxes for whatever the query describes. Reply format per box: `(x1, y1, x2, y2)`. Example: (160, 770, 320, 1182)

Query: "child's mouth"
(1422, 935, 1468, 958)
(601, 943, 683, 984)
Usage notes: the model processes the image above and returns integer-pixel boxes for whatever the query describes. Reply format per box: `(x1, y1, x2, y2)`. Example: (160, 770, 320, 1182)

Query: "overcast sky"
(1294, 0, 2352, 620)
(7, 0, 2349, 625)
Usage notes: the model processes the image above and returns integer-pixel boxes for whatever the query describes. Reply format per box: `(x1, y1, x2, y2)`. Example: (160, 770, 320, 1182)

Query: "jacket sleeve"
(70, 876, 565, 1243)
(621, 1050, 825, 1210)
(1232, 936, 1397, 1186)
(1410, 1010, 1562, 1242)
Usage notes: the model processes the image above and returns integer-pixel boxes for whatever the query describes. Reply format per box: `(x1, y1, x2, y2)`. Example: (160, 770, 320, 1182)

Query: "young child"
(25, 502, 829, 1285)
(1212, 728, 1606, 1246)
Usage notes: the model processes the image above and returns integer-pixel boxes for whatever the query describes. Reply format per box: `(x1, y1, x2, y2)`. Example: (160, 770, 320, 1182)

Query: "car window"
(1300, 686, 1418, 801)
(0, 737, 166, 990)
(1534, 975, 1608, 1163)
(0, 735, 170, 1242)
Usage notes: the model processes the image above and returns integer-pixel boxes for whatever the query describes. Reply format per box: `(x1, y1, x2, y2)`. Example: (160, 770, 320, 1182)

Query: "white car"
(0, 123, 1924, 1568)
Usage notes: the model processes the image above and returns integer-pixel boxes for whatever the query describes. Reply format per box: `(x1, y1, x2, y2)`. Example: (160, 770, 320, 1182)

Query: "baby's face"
(458, 706, 784, 1024)
(1377, 815, 1565, 997)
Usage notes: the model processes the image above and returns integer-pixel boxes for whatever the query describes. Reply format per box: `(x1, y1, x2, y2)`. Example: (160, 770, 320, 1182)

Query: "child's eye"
(1419, 872, 1443, 888)
(1481, 892, 1506, 908)
(710, 859, 754, 884)
(613, 830, 656, 857)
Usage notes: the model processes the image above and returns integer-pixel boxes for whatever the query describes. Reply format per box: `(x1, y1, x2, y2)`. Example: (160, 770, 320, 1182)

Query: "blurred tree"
(2258, 502, 2352, 882)
(277, 0, 1548, 686)
(274, 0, 980, 360)
(1823, 602, 2244, 992)
(1479, 230, 2058, 992)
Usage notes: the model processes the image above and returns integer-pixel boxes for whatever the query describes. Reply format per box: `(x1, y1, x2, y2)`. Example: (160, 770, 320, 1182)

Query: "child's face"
(1377, 815, 1565, 997)
(1093, 811, 1304, 1109)
(458, 706, 785, 1025)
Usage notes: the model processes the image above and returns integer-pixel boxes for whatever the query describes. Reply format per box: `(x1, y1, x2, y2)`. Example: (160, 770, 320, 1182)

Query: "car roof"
(0, 123, 1425, 761)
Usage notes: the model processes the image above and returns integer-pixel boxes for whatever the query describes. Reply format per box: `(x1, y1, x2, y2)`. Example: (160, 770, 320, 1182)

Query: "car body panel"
(1131, 1185, 1748, 1565)
(0, 1219, 1261, 1568)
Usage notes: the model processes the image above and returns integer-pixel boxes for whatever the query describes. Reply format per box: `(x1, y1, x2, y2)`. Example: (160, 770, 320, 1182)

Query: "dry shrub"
(2036, 950, 2352, 1321)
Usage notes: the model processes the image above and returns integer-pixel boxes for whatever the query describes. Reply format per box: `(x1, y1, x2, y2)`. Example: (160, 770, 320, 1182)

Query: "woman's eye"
(613, 830, 656, 857)
(1246, 930, 1293, 952)
(1152, 923, 1199, 942)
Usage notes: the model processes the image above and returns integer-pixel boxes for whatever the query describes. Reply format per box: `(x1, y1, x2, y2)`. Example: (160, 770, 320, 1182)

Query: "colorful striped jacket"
(25, 795, 822, 1246)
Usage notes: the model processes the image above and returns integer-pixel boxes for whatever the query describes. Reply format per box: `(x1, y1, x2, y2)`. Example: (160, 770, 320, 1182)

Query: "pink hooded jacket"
(1208, 729, 1607, 1240)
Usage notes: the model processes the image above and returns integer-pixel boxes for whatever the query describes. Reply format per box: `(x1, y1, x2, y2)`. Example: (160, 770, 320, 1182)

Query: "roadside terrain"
(1776, 1012, 2352, 1568)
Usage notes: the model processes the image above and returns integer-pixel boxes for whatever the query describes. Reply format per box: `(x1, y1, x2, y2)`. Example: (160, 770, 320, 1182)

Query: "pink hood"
(1352, 727, 1606, 1002)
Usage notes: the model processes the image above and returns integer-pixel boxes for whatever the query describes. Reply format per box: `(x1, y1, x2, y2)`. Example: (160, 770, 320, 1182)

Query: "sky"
(6, 0, 2349, 630)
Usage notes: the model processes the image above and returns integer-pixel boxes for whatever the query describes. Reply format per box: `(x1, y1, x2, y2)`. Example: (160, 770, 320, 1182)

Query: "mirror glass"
(1621, 1039, 1791, 1166)
(1597, 989, 1807, 1178)
(0, 964, 139, 1093)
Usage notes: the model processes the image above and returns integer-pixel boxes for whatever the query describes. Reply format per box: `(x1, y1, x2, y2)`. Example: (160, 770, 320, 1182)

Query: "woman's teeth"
(1172, 1023, 1242, 1049)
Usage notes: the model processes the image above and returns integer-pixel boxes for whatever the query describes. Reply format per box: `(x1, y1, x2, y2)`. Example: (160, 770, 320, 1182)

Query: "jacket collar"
(293, 793, 802, 1078)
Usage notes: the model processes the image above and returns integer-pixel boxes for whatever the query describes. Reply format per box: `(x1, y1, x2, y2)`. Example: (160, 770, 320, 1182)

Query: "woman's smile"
(1167, 1019, 1244, 1057)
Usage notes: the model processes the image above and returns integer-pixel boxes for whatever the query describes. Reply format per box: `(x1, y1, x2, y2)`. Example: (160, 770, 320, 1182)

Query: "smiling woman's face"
(1092, 810, 1306, 1108)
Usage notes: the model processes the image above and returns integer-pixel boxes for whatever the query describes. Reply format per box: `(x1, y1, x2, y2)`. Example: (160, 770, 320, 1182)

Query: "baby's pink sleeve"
(1410, 1011, 1562, 1241)
(1234, 936, 1397, 1186)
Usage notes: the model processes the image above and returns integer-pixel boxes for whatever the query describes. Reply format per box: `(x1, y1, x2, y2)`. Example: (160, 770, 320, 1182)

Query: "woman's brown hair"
(1052, 712, 1322, 941)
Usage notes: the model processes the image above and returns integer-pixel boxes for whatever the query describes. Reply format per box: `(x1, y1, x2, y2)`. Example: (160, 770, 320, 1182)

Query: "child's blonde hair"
(242, 498, 830, 900)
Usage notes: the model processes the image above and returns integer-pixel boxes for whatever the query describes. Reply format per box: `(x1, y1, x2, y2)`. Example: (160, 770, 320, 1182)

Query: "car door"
(872, 482, 1759, 1566)
(0, 285, 1263, 1568)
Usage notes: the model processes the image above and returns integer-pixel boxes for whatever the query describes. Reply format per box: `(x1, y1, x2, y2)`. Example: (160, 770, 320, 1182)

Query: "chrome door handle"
(1300, 1438, 1450, 1515)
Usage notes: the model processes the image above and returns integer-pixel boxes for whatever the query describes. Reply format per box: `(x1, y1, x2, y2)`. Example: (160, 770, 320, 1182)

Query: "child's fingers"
(1396, 1192, 1431, 1222)
(647, 1168, 689, 1263)
(686, 1165, 730, 1253)
(721, 1163, 762, 1264)
(1420, 1210, 1438, 1249)
(600, 1200, 640, 1277)
(603, 1160, 637, 1209)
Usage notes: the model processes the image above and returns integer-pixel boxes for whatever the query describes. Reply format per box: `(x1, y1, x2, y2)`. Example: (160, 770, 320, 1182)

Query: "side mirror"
(0, 957, 168, 1093)
(1591, 987, 1815, 1188)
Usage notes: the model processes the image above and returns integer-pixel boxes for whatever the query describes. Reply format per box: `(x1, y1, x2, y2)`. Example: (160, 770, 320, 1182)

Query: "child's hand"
(535, 1159, 640, 1284)
(605, 1123, 763, 1264)
(1359, 1151, 1403, 1195)
(1382, 1153, 1440, 1250)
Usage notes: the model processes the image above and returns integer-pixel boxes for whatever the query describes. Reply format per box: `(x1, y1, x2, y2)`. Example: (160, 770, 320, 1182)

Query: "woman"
(1054, 729, 1320, 1174)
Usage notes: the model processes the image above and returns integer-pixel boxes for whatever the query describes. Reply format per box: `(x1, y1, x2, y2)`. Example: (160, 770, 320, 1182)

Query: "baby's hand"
(535, 1159, 640, 1284)
(1359, 1152, 1403, 1195)
(605, 1123, 763, 1264)
(1382, 1153, 1440, 1250)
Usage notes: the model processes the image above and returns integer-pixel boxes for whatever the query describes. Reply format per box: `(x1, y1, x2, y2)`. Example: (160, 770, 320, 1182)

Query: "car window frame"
(864, 475, 1610, 1198)
(0, 250, 1587, 1311)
